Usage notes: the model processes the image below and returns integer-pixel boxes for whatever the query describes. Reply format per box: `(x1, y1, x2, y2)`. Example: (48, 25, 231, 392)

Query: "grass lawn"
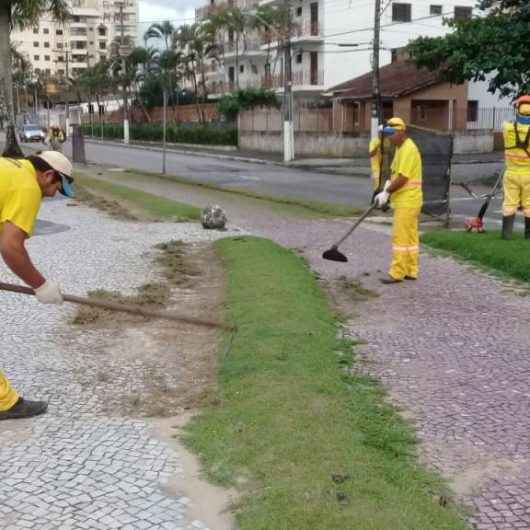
(184, 236, 469, 530)
(76, 175, 202, 221)
(422, 229, 530, 283)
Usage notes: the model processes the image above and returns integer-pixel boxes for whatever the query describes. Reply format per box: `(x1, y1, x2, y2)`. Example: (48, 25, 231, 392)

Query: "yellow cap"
(518, 103, 530, 116)
(386, 117, 406, 131)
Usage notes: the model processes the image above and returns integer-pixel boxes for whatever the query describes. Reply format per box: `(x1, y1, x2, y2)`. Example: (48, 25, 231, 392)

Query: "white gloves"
(374, 180, 392, 208)
(35, 281, 64, 305)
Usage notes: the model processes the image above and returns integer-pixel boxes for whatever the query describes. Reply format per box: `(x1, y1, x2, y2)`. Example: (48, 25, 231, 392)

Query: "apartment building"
(196, 0, 482, 100)
(11, 0, 139, 79)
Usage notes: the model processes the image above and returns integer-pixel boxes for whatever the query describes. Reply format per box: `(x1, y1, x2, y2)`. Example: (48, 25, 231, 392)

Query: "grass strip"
(422, 229, 530, 283)
(124, 169, 361, 218)
(184, 236, 469, 530)
(77, 175, 201, 221)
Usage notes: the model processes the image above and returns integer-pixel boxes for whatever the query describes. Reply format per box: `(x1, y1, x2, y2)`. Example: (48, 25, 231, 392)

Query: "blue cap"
(382, 126, 397, 135)
(59, 174, 75, 198)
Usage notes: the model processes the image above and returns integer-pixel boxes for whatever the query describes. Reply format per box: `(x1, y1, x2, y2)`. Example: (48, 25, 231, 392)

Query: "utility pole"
(65, 47, 71, 138)
(283, 0, 294, 162)
(371, 0, 382, 138)
(116, 1, 129, 144)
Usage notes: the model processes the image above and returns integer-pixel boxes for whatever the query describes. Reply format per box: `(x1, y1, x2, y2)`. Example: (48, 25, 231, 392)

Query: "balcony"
(223, 37, 266, 58)
(262, 69, 324, 90)
(292, 20, 322, 41)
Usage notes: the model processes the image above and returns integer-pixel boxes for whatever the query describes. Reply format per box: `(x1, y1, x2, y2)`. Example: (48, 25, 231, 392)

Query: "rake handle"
(0, 282, 236, 332)
(334, 204, 378, 248)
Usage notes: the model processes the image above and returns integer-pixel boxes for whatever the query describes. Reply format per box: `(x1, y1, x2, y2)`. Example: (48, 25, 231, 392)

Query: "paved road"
(5, 135, 506, 223)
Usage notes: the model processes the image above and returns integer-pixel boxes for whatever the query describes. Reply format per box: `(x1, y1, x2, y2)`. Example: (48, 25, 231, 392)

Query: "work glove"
(34, 281, 64, 305)
(374, 180, 391, 208)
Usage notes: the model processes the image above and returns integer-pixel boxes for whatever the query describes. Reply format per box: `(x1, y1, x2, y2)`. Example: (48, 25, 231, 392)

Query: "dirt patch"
(68, 240, 226, 417)
(74, 182, 142, 221)
(149, 414, 237, 530)
(322, 274, 380, 319)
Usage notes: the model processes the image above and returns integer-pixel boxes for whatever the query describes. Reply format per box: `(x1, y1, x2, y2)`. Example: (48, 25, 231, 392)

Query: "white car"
(19, 124, 45, 143)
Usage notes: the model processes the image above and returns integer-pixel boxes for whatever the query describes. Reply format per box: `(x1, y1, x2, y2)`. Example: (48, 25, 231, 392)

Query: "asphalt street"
(5, 135, 506, 224)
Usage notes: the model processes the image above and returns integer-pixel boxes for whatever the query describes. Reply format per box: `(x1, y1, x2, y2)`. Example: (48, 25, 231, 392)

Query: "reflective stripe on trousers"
(0, 371, 19, 412)
(389, 207, 421, 281)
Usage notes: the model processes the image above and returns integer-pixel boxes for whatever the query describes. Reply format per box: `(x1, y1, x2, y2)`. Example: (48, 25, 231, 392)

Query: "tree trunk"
(0, 2, 24, 157)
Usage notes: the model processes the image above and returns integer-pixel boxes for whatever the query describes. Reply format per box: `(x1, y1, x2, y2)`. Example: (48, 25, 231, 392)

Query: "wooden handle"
(0, 282, 236, 332)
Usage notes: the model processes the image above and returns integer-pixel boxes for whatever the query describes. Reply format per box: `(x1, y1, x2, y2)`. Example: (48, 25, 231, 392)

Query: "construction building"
(11, 0, 139, 80)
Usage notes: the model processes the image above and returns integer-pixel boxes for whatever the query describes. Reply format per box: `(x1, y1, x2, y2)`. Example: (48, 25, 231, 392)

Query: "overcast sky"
(138, 0, 200, 39)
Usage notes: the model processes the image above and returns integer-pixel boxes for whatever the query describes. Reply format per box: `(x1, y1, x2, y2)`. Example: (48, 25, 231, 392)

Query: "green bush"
(80, 122, 237, 146)
(217, 87, 280, 120)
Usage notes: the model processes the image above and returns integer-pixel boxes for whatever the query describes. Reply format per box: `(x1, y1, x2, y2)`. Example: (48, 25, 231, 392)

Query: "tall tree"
(144, 20, 175, 50)
(1, 0, 69, 156)
(407, 0, 530, 99)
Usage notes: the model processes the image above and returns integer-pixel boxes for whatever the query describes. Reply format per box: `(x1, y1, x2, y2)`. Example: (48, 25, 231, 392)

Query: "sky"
(138, 0, 201, 41)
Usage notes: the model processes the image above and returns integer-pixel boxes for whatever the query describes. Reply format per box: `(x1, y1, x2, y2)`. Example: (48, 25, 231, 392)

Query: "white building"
(196, 0, 506, 111)
(11, 0, 139, 79)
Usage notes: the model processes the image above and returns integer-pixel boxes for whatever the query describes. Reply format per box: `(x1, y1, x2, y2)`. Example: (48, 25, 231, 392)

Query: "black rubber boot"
(502, 215, 515, 240)
(0, 398, 48, 421)
(525, 217, 530, 239)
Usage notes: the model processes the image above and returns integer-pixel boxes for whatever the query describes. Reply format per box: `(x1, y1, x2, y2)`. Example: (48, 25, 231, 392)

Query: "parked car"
(19, 124, 45, 143)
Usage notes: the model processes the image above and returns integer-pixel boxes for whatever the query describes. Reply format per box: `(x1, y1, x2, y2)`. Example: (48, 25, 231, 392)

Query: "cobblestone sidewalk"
(71, 170, 530, 529)
(0, 198, 241, 530)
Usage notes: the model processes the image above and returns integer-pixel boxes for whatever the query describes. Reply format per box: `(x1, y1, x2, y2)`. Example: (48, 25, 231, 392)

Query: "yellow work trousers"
(503, 173, 530, 216)
(0, 371, 19, 412)
(389, 207, 421, 281)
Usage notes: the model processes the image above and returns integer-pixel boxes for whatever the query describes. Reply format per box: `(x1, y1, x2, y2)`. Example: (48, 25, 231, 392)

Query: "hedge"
(81, 122, 237, 146)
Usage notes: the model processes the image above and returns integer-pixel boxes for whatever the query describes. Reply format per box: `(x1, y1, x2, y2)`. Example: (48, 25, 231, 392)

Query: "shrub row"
(81, 122, 237, 146)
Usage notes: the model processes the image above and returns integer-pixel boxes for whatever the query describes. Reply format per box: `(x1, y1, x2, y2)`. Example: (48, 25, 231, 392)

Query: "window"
(35, 68, 41, 74)
(45, 68, 51, 74)
(58, 69, 65, 75)
(239, 64, 244, 73)
(430, 4, 442, 15)
(296, 53, 302, 64)
(34, 55, 40, 61)
(57, 56, 64, 62)
(44, 42, 50, 48)
(33, 41, 39, 47)
(99, 41, 106, 49)
(33, 28, 39, 34)
(56, 29, 63, 35)
(296, 6, 302, 16)
(454, 6, 472, 19)
(45, 55, 50, 61)
(57, 43, 64, 49)
(98, 27, 107, 36)
(251, 64, 258, 74)
(43, 28, 50, 34)
(392, 3, 411, 22)
(467, 100, 478, 122)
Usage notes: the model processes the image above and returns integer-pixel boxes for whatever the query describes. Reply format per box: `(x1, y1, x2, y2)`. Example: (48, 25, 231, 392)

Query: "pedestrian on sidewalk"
(374, 117, 423, 284)
(501, 94, 530, 239)
(46, 125, 66, 152)
(0, 151, 74, 421)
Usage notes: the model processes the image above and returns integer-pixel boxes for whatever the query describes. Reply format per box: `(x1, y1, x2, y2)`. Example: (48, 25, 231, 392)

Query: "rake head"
(322, 245, 348, 262)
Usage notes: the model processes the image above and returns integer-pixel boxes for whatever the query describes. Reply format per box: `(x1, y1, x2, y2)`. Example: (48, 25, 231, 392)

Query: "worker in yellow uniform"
(502, 95, 530, 239)
(374, 117, 423, 284)
(0, 151, 74, 421)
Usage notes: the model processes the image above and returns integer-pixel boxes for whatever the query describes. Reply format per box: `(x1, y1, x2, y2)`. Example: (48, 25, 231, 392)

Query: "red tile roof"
(328, 60, 441, 99)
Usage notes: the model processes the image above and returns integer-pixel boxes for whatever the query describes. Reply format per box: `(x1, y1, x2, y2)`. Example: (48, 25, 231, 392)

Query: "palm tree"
(1, 0, 69, 156)
(144, 20, 175, 51)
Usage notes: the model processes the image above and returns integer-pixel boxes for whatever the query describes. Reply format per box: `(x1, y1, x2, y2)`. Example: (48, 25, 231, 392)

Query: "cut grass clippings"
(184, 236, 469, 530)
(77, 175, 201, 221)
(422, 229, 530, 283)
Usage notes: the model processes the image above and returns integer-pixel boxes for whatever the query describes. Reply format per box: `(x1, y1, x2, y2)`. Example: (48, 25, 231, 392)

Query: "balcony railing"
(293, 20, 320, 38)
(224, 37, 262, 54)
(262, 69, 324, 89)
